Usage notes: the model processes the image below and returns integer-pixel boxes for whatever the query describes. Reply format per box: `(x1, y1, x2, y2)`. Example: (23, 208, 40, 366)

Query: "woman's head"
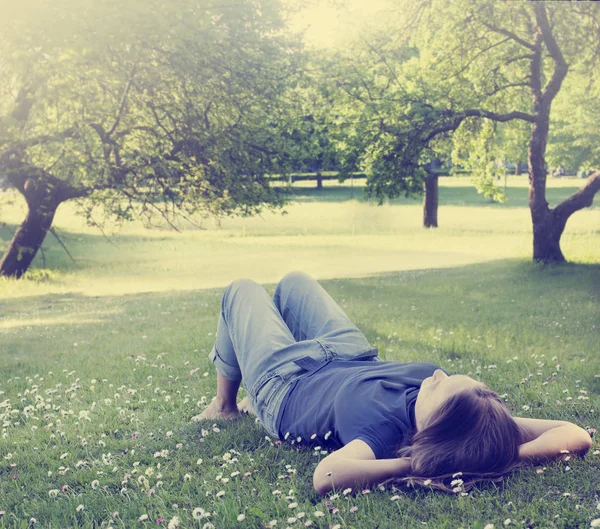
(415, 369, 482, 431)
(404, 370, 524, 478)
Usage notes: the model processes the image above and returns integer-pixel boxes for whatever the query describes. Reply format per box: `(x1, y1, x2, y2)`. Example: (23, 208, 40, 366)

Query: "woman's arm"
(313, 439, 411, 495)
(513, 416, 593, 464)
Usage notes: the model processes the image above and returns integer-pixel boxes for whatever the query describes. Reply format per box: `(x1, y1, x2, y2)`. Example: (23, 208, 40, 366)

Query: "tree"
(324, 0, 600, 258)
(318, 13, 507, 228)
(0, 0, 300, 278)
(392, 0, 600, 261)
(321, 34, 448, 227)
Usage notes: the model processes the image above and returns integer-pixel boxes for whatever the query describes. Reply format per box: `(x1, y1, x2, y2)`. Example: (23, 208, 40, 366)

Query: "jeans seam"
(222, 307, 235, 342)
(276, 293, 307, 342)
(315, 339, 335, 361)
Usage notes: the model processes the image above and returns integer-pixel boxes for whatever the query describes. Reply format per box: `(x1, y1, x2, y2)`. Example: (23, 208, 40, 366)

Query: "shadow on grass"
(0, 221, 197, 275)
(2, 258, 598, 368)
(3, 257, 599, 315)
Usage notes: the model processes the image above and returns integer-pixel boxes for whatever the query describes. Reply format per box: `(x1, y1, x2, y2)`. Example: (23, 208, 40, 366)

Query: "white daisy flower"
(167, 516, 181, 529)
(192, 508, 207, 520)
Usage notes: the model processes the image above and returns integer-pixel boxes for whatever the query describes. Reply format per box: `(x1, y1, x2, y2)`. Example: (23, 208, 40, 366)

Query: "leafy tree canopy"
(0, 0, 303, 276)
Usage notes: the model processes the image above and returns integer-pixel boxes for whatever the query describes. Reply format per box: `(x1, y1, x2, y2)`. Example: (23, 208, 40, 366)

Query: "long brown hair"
(386, 385, 527, 493)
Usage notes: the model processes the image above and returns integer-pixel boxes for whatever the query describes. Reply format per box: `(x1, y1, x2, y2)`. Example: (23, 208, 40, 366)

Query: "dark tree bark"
(0, 81, 89, 278)
(316, 171, 323, 190)
(473, 4, 600, 262)
(423, 173, 438, 228)
(395, 4, 598, 258)
(531, 211, 566, 263)
(0, 147, 89, 278)
(528, 4, 570, 263)
(0, 192, 61, 278)
(531, 171, 600, 262)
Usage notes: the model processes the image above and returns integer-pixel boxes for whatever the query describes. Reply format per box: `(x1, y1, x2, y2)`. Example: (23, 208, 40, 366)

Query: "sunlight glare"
(287, 0, 391, 49)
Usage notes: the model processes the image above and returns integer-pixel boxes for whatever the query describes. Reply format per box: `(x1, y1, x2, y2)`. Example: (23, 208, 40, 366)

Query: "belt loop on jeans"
(293, 356, 325, 372)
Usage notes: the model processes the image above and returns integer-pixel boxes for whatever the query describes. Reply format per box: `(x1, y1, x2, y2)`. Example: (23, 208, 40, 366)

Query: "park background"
(1, 1, 599, 528)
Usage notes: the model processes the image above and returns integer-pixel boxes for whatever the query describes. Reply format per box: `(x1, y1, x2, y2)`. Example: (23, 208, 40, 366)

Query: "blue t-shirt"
(276, 360, 449, 459)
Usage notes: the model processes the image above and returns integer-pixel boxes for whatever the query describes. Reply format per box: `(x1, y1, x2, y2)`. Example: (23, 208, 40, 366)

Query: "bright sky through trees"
(287, 0, 391, 49)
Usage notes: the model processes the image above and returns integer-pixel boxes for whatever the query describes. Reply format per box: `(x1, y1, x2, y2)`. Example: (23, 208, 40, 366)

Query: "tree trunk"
(528, 112, 560, 262)
(526, 134, 600, 263)
(527, 3, 572, 263)
(0, 195, 60, 278)
(515, 160, 521, 176)
(423, 173, 438, 228)
(532, 211, 566, 262)
(316, 171, 323, 190)
(536, 171, 600, 262)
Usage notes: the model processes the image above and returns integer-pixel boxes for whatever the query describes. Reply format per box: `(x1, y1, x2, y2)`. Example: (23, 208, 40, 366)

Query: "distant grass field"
(0, 176, 599, 529)
(0, 176, 598, 298)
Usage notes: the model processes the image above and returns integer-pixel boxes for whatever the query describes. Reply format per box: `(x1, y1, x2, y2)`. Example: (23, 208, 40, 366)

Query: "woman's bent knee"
(276, 271, 313, 294)
(224, 278, 259, 298)
(222, 278, 262, 312)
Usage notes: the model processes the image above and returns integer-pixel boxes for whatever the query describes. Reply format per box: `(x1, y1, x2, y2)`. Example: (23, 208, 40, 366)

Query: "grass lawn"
(0, 176, 599, 529)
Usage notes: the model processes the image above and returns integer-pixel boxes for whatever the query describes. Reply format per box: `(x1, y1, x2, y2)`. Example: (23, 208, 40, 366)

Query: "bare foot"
(191, 397, 241, 422)
(237, 396, 256, 416)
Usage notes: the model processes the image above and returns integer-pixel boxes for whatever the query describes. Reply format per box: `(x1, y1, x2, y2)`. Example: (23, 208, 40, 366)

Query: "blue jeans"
(208, 271, 379, 437)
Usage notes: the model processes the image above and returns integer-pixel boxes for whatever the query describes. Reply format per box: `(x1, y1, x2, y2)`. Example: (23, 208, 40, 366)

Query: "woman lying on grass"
(192, 271, 593, 495)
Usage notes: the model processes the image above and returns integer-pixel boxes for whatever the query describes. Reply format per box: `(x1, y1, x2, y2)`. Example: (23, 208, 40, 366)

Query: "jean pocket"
(250, 371, 284, 414)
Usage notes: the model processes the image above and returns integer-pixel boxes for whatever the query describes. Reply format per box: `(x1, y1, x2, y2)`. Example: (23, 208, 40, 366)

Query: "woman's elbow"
(312, 470, 330, 496)
(575, 430, 593, 455)
(566, 425, 593, 456)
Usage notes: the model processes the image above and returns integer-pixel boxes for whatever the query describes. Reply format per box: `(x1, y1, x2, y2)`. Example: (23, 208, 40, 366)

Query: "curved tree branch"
(534, 3, 569, 105)
(424, 109, 535, 142)
(553, 171, 600, 220)
(107, 63, 139, 137)
(480, 21, 536, 51)
(439, 36, 512, 82)
(0, 150, 90, 203)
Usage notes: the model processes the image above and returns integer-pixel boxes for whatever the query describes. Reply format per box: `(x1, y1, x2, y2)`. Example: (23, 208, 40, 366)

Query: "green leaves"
(0, 0, 301, 229)
(452, 119, 507, 203)
(0, 0, 306, 275)
(312, 0, 598, 216)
